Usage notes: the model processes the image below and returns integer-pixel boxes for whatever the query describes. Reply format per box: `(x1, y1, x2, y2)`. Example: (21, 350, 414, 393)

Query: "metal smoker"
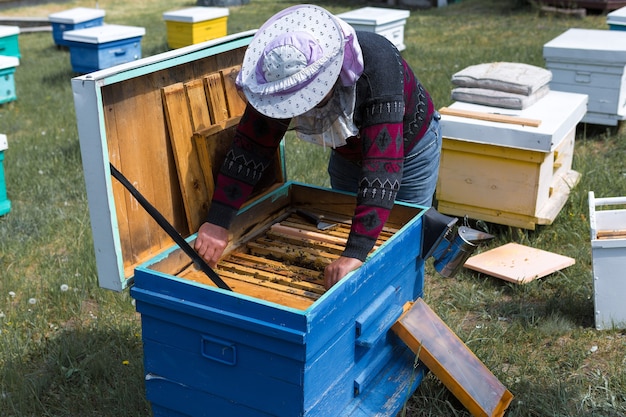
(421, 207, 494, 277)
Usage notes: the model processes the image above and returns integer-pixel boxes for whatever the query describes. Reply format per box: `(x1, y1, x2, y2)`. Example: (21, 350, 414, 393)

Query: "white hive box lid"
(0, 55, 19, 70)
(440, 90, 587, 152)
(0, 134, 7, 152)
(0, 25, 20, 37)
(49, 7, 106, 24)
(163, 7, 229, 23)
(543, 28, 626, 64)
(337, 7, 410, 25)
(63, 24, 145, 44)
(607, 6, 626, 24)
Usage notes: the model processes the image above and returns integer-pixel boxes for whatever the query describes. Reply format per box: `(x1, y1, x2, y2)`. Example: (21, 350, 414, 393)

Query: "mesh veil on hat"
(236, 5, 359, 119)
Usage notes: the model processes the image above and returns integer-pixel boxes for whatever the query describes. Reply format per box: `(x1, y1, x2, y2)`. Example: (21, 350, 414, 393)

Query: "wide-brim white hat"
(236, 4, 346, 119)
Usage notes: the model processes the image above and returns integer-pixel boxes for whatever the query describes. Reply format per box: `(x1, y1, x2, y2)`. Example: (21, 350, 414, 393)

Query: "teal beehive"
(0, 25, 20, 58)
(0, 134, 10, 216)
(0, 56, 19, 104)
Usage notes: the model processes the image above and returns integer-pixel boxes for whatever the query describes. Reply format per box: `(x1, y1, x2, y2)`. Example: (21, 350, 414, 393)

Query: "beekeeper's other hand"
(324, 256, 363, 289)
(195, 222, 229, 268)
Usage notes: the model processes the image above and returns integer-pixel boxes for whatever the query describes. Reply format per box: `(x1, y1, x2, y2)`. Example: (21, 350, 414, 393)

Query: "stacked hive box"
(0, 56, 19, 104)
(607, 5, 626, 29)
(63, 24, 145, 73)
(163, 7, 229, 49)
(0, 134, 10, 216)
(337, 7, 410, 51)
(544, 28, 626, 126)
(0, 25, 20, 58)
(437, 90, 588, 229)
(0, 26, 20, 104)
(48, 7, 105, 47)
(589, 192, 626, 330)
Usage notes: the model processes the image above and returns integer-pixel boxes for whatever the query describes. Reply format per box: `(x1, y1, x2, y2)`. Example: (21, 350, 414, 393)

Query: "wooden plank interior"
(101, 46, 247, 277)
(221, 65, 247, 117)
(162, 83, 210, 234)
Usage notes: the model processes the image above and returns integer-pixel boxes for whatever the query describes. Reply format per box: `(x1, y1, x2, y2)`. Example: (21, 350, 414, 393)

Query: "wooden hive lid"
(71, 31, 266, 291)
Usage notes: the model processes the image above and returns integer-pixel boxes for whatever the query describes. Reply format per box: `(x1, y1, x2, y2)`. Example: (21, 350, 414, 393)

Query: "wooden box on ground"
(543, 28, 626, 126)
(48, 7, 105, 47)
(0, 134, 10, 216)
(63, 24, 145, 73)
(437, 90, 587, 230)
(0, 25, 20, 58)
(589, 192, 626, 330)
(72, 31, 430, 417)
(0, 56, 19, 104)
(337, 7, 409, 51)
(163, 7, 229, 49)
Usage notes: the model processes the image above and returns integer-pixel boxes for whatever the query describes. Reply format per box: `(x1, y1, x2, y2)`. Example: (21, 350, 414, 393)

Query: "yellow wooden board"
(464, 242, 575, 284)
(392, 299, 513, 417)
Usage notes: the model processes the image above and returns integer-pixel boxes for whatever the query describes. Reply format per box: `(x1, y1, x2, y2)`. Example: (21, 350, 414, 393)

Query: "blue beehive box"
(0, 25, 20, 58)
(0, 56, 19, 104)
(48, 7, 106, 47)
(0, 134, 10, 216)
(63, 24, 145, 73)
(72, 31, 431, 417)
(608, 6, 626, 30)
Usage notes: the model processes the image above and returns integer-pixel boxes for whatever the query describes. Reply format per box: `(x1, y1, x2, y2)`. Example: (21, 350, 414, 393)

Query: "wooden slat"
(179, 267, 315, 310)
(218, 260, 325, 294)
(227, 252, 324, 284)
(247, 240, 337, 269)
(271, 223, 348, 246)
(162, 83, 210, 233)
(205, 72, 229, 123)
(597, 229, 626, 239)
(220, 65, 247, 117)
(184, 79, 213, 132)
(440, 106, 542, 127)
(265, 229, 346, 255)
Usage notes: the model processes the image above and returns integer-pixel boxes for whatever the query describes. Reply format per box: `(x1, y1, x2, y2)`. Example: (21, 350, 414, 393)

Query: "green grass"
(1, 0, 625, 416)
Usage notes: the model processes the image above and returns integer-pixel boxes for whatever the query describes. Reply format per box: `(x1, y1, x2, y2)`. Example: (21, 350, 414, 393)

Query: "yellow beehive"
(163, 7, 228, 49)
(437, 90, 587, 230)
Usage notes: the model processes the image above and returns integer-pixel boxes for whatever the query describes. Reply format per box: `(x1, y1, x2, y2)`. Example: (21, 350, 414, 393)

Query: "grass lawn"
(1, 0, 625, 416)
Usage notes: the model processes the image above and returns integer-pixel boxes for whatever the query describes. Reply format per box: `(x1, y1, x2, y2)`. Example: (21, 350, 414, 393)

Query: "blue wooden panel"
(67, 36, 142, 73)
(139, 313, 305, 386)
(143, 339, 303, 416)
(146, 376, 276, 417)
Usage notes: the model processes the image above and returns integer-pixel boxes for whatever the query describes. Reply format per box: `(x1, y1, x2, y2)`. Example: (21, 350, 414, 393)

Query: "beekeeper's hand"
(195, 222, 229, 268)
(324, 256, 363, 289)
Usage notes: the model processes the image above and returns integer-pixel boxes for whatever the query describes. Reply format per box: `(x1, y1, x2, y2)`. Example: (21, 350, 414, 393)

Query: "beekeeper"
(195, 4, 441, 289)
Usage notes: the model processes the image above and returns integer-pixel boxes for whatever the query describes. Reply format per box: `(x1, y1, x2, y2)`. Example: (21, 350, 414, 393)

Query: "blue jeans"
(328, 112, 442, 207)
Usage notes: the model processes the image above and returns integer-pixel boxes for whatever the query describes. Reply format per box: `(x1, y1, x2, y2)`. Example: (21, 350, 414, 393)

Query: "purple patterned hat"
(236, 5, 357, 119)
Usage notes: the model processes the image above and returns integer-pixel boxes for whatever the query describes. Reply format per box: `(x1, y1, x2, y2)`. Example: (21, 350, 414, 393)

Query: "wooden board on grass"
(464, 242, 575, 284)
(392, 299, 513, 417)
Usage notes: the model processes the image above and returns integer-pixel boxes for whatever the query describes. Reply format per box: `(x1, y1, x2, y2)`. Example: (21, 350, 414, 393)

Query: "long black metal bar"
(109, 163, 232, 291)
